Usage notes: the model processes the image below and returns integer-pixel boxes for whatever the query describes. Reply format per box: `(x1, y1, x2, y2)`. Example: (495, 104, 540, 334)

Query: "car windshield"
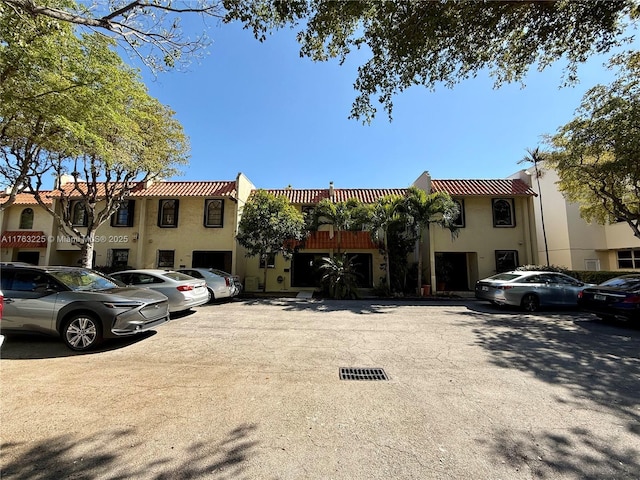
(600, 276, 640, 290)
(48, 269, 120, 291)
(163, 271, 196, 282)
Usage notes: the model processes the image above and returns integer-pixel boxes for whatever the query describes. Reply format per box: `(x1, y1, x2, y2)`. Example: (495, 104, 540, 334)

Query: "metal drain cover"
(339, 367, 389, 381)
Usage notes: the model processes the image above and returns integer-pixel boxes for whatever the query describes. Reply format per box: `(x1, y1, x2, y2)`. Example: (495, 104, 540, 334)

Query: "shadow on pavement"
(1, 423, 258, 480)
(0, 331, 158, 360)
(458, 306, 640, 478)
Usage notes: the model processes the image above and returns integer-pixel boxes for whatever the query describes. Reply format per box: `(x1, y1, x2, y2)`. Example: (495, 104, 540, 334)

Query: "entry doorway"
(435, 252, 469, 291)
(192, 251, 232, 272)
(16, 251, 40, 265)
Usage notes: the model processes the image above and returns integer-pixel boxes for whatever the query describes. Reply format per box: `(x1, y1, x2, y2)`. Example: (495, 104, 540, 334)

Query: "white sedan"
(176, 268, 237, 301)
(110, 269, 209, 313)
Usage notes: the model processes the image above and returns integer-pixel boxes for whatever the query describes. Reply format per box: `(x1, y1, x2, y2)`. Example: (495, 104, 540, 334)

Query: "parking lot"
(2, 298, 639, 479)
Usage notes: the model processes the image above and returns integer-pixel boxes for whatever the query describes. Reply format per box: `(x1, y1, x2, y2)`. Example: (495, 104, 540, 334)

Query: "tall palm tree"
(519, 147, 550, 266)
(366, 194, 403, 289)
(400, 186, 460, 294)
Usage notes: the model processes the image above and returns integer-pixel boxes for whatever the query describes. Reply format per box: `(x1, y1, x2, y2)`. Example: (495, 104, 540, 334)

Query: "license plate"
(594, 294, 606, 301)
(482, 286, 488, 291)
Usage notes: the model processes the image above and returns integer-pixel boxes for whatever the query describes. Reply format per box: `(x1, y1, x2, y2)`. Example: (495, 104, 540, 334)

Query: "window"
(259, 253, 276, 269)
(19, 208, 34, 229)
(495, 250, 519, 273)
(492, 199, 515, 227)
(158, 199, 179, 227)
(158, 250, 175, 268)
(204, 199, 224, 227)
(110, 249, 129, 267)
(71, 201, 88, 226)
(617, 249, 640, 269)
(111, 200, 135, 227)
(451, 199, 465, 228)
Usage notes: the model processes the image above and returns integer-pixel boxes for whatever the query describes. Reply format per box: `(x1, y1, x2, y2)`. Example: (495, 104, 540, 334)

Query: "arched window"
(204, 199, 224, 227)
(19, 208, 34, 229)
(158, 199, 179, 227)
(71, 201, 88, 226)
(492, 199, 515, 227)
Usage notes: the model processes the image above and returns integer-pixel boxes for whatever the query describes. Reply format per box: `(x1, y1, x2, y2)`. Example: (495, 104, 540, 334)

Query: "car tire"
(521, 294, 540, 312)
(62, 313, 103, 351)
(207, 288, 214, 303)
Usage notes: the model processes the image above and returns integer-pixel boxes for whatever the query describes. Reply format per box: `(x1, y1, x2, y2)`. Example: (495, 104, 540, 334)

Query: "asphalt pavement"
(2, 298, 639, 479)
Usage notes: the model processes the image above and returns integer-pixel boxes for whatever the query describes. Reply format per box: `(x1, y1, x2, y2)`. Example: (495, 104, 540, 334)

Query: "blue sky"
(138, 19, 628, 190)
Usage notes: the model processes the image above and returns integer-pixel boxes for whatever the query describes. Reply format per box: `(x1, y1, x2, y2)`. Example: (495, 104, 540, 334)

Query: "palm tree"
(519, 147, 550, 266)
(319, 254, 360, 299)
(365, 194, 403, 290)
(313, 198, 363, 253)
(400, 186, 460, 294)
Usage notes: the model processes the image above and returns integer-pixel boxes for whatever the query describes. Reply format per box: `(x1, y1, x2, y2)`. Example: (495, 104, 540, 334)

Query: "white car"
(110, 270, 209, 313)
(177, 268, 237, 301)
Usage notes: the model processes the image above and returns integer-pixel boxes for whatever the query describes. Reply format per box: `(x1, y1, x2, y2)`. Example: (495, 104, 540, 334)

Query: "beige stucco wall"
(1, 202, 54, 264)
(135, 196, 239, 269)
(519, 165, 639, 271)
(429, 196, 536, 285)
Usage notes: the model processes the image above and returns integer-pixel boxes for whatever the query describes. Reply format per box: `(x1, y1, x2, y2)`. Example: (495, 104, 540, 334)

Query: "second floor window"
(71, 201, 88, 226)
(451, 199, 465, 228)
(19, 208, 34, 229)
(492, 199, 515, 227)
(204, 199, 224, 227)
(111, 200, 135, 227)
(158, 199, 179, 227)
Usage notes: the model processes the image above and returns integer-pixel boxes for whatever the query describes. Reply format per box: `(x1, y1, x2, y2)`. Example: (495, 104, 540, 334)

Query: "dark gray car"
(0, 264, 170, 351)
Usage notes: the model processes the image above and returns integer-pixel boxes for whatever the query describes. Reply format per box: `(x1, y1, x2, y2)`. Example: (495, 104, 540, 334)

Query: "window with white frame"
(492, 199, 515, 227)
(259, 252, 276, 269)
(617, 249, 640, 269)
(204, 199, 224, 227)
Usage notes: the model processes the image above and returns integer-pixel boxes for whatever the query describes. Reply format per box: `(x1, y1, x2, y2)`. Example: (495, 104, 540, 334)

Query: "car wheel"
(62, 313, 103, 351)
(521, 294, 540, 312)
(207, 288, 214, 303)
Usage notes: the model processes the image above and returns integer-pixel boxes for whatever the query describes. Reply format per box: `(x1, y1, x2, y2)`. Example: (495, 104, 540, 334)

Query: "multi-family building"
(2, 167, 636, 294)
(511, 165, 640, 271)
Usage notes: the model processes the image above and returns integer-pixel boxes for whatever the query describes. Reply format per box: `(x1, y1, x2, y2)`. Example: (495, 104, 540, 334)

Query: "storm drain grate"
(339, 367, 389, 381)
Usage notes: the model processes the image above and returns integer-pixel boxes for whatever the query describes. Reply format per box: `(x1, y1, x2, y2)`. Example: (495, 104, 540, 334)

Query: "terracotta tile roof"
(129, 181, 237, 198)
(48, 181, 237, 198)
(431, 179, 536, 196)
(266, 188, 407, 204)
(301, 231, 381, 249)
(0, 192, 52, 206)
(48, 183, 136, 198)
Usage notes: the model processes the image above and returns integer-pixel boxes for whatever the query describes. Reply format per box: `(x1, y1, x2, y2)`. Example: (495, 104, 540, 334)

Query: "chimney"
(329, 181, 335, 201)
(413, 171, 432, 194)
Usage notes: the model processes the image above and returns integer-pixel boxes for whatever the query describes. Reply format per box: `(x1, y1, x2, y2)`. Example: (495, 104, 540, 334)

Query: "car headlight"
(102, 301, 144, 309)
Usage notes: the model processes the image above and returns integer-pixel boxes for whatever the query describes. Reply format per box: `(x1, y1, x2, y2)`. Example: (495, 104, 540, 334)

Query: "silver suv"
(0, 264, 170, 351)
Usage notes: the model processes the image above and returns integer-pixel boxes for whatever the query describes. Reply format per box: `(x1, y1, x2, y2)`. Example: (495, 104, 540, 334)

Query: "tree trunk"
(384, 231, 391, 288)
(80, 236, 94, 269)
(262, 265, 268, 293)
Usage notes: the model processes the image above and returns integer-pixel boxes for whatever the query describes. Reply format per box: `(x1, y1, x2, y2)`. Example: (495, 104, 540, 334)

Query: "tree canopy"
(546, 52, 640, 240)
(236, 190, 306, 291)
(224, 0, 639, 122)
(1, 0, 224, 71)
(0, 7, 189, 266)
